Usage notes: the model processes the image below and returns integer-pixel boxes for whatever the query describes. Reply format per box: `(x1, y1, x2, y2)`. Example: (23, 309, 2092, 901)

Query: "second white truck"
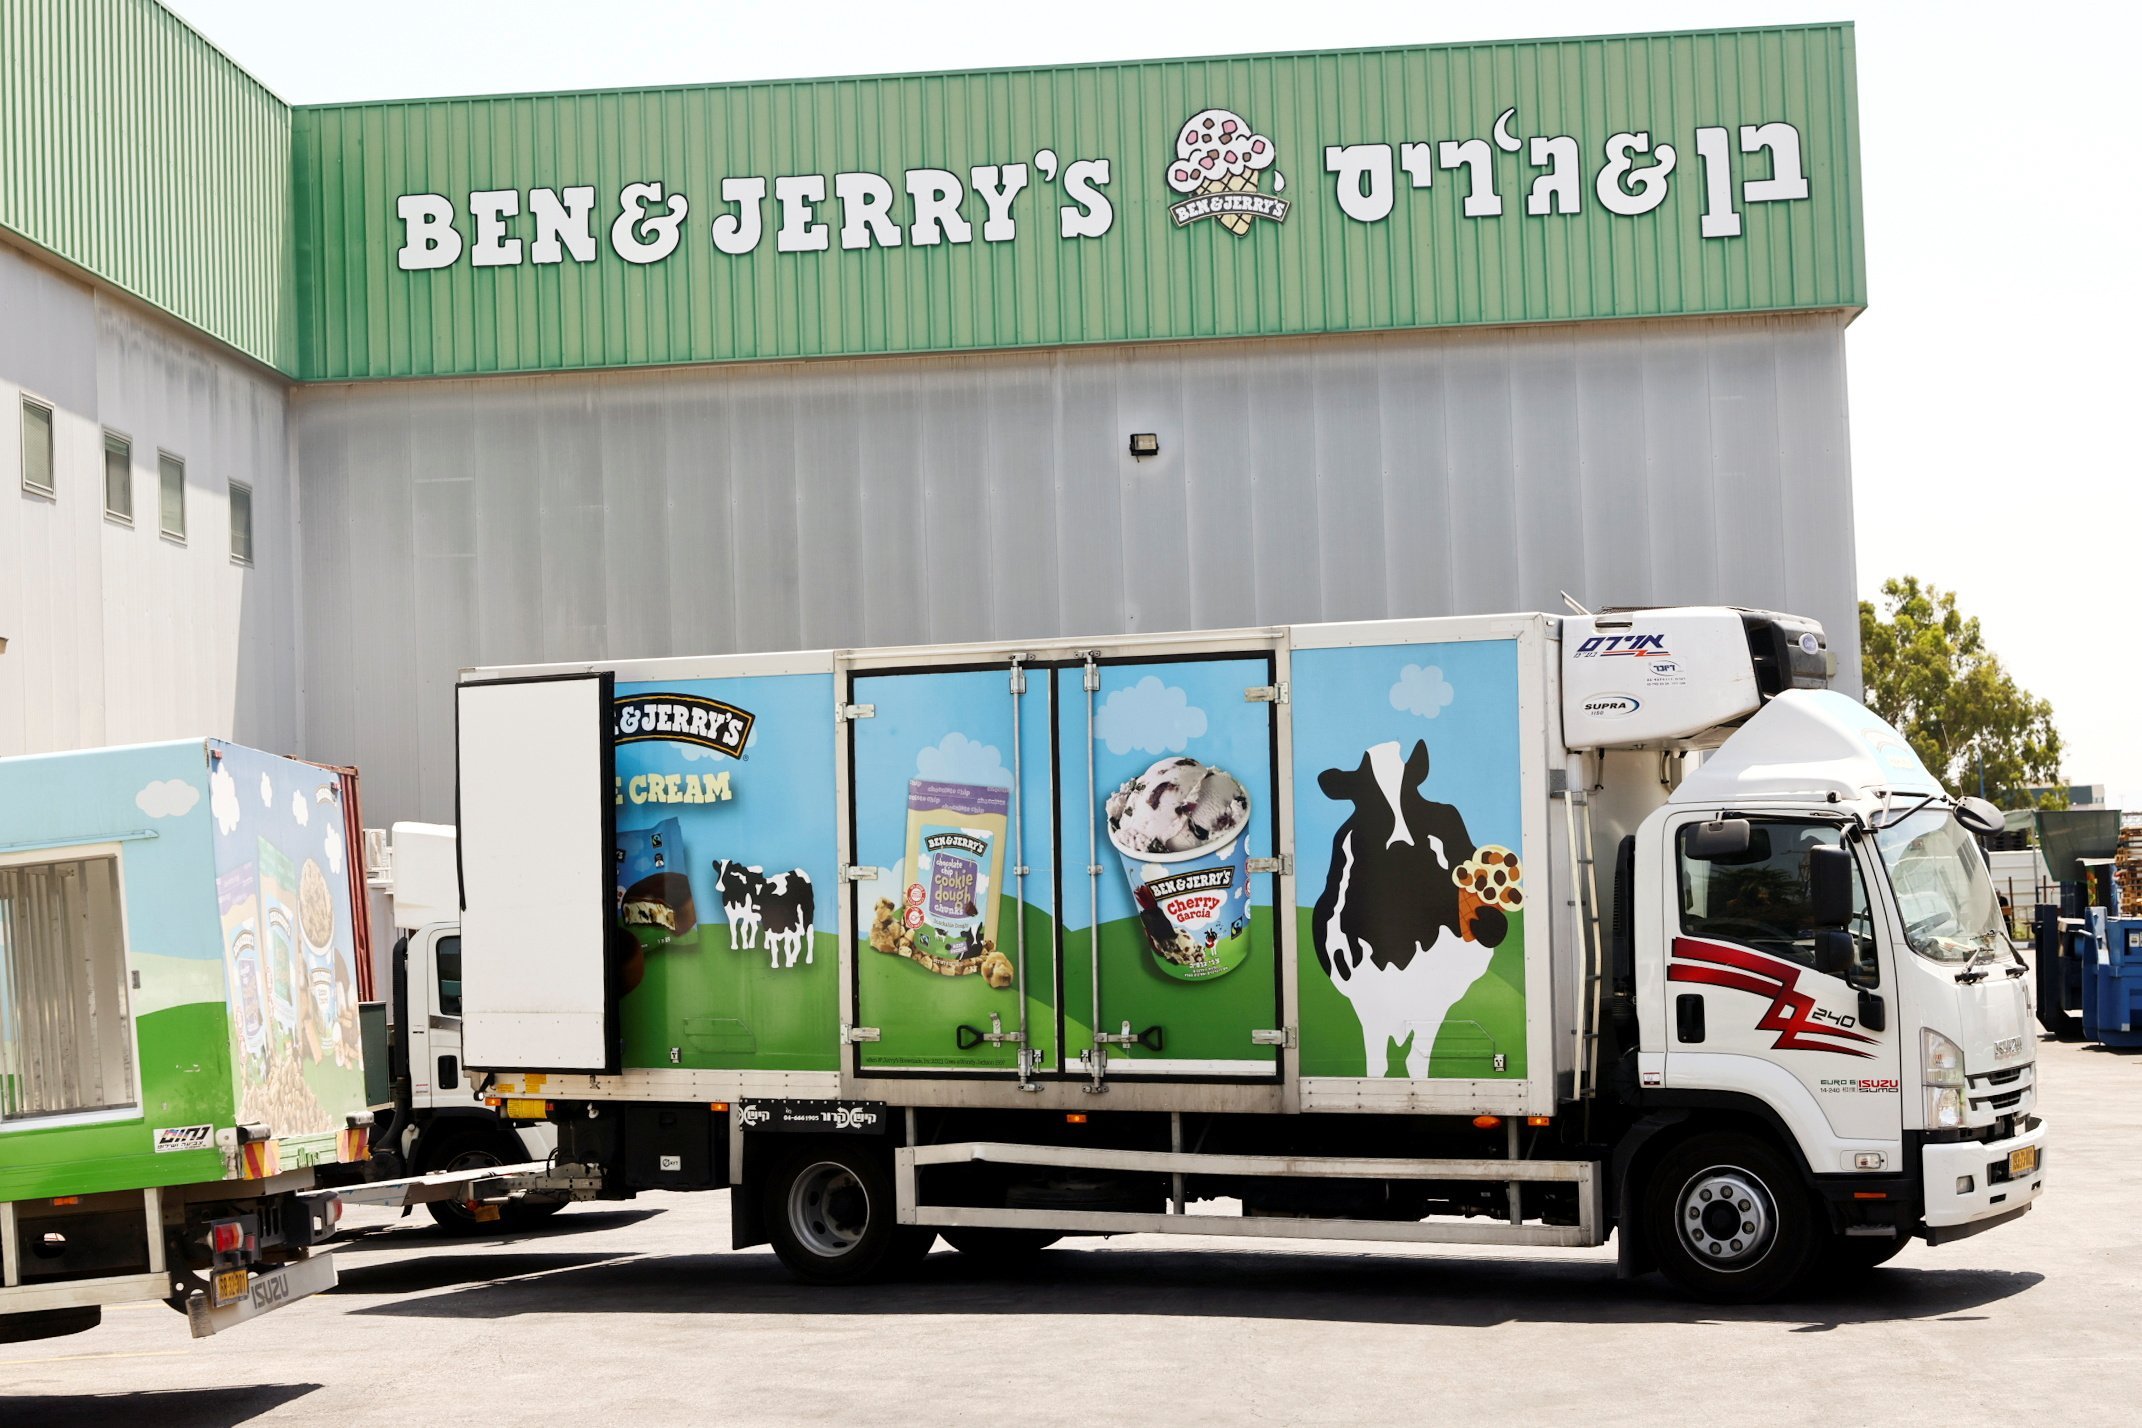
(412, 606, 2041, 1302)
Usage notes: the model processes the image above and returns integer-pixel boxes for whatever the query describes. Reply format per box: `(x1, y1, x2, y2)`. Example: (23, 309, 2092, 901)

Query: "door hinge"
(842, 865, 881, 882)
(1247, 854, 1291, 876)
(1245, 683, 1288, 704)
(837, 702, 876, 722)
(1249, 1027, 1296, 1048)
(843, 1025, 882, 1044)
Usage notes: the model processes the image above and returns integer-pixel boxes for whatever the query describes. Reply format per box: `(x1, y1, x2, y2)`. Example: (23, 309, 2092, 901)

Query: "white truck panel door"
(456, 674, 615, 1072)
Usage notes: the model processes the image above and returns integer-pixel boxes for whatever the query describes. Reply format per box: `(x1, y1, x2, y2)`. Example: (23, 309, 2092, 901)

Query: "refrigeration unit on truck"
(0, 741, 371, 1343)
(357, 822, 566, 1231)
(438, 607, 2045, 1303)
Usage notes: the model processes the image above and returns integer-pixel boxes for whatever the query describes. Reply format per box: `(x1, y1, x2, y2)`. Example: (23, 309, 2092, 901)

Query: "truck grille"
(1967, 1061, 2033, 1113)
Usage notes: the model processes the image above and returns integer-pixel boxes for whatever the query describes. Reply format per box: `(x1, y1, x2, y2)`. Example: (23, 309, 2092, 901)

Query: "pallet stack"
(2117, 818, 2142, 915)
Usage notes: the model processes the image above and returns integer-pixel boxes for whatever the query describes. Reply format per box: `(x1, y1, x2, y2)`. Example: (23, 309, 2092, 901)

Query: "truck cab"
(1551, 611, 2046, 1298)
(362, 824, 563, 1232)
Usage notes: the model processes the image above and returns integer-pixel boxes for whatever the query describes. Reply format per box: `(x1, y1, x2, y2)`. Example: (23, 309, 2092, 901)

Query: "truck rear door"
(456, 673, 618, 1074)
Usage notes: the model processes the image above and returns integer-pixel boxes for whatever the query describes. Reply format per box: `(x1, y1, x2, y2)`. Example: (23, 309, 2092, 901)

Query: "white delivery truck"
(346, 824, 566, 1232)
(426, 607, 2042, 1303)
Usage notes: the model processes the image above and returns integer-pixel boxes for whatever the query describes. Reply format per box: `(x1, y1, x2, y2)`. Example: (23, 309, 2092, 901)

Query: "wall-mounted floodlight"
(1128, 433, 1160, 459)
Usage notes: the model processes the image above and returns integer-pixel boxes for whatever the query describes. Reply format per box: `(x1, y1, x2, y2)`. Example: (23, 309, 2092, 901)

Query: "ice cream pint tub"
(1105, 757, 1254, 981)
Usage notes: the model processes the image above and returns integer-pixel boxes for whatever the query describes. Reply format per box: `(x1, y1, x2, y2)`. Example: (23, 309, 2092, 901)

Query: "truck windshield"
(1873, 809, 2006, 964)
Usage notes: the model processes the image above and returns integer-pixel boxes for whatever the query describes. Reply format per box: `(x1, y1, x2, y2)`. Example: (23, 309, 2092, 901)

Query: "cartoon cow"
(759, 871, 816, 969)
(714, 860, 765, 950)
(1311, 739, 1508, 1077)
(714, 861, 815, 968)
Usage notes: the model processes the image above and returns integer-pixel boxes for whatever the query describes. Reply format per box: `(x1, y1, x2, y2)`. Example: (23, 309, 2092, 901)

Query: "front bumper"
(1921, 1115, 2046, 1235)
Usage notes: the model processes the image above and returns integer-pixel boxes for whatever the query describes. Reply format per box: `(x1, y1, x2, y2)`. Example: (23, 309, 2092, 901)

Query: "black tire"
(762, 1144, 933, 1285)
(421, 1132, 565, 1235)
(1643, 1132, 1818, 1304)
(940, 1227, 1063, 1264)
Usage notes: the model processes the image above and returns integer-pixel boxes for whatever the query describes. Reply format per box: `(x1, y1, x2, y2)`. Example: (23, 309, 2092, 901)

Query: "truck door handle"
(438, 1054, 459, 1087)
(1857, 990, 1887, 1033)
(1675, 994, 1705, 1043)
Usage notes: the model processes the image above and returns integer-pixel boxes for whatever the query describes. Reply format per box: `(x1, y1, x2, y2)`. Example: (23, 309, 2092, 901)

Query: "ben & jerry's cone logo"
(1166, 109, 1289, 235)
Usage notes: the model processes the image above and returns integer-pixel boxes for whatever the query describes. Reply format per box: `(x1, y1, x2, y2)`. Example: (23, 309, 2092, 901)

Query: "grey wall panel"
(0, 243, 296, 759)
(292, 311, 1859, 826)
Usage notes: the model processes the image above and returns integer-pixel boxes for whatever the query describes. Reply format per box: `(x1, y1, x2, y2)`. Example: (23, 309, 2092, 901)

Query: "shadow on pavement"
(0, 1384, 319, 1427)
(329, 1208, 663, 1255)
(344, 1242, 2043, 1329)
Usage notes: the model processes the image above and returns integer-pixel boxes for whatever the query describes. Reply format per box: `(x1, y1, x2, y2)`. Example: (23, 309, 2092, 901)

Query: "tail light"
(210, 1220, 246, 1255)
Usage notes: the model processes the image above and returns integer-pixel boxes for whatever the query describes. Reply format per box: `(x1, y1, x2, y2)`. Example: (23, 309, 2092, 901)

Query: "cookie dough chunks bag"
(617, 817, 698, 940)
(898, 779, 1010, 979)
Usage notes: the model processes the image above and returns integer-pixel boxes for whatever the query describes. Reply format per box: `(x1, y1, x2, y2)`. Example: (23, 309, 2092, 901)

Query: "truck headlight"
(1925, 1086, 1966, 1129)
(1921, 1028, 1965, 1088)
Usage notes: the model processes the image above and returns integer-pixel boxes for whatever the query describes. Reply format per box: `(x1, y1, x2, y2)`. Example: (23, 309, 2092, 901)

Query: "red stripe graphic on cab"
(1668, 936, 1878, 1058)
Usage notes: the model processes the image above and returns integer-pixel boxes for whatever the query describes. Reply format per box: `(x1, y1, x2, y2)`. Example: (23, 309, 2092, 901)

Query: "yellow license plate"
(213, 1268, 249, 1306)
(2009, 1146, 2038, 1176)
(504, 1097, 547, 1120)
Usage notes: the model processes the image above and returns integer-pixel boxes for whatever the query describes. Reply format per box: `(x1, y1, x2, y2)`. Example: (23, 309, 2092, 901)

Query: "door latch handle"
(1675, 993, 1705, 1043)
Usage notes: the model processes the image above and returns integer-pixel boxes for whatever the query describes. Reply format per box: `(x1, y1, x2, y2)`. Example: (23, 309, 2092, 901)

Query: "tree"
(1859, 577, 2066, 810)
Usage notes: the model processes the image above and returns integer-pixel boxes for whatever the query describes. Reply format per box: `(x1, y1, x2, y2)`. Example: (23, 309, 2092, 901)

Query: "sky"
(169, 0, 2142, 806)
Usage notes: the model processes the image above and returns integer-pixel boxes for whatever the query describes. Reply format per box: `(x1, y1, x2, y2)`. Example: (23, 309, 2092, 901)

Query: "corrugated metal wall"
(290, 25, 1862, 380)
(293, 310, 1858, 827)
(0, 0, 295, 372)
(0, 243, 300, 757)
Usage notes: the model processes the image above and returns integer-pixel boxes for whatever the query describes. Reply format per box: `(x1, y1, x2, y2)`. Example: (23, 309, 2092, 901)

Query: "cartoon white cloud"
(211, 766, 242, 835)
(290, 788, 311, 827)
(323, 826, 344, 875)
(1389, 664, 1455, 718)
(135, 779, 200, 819)
(1095, 676, 1208, 756)
(258, 771, 274, 808)
(915, 732, 1012, 788)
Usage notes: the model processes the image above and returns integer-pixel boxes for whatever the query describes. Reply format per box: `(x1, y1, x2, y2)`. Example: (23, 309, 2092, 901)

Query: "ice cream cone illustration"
(1166, 108, 1288, 236)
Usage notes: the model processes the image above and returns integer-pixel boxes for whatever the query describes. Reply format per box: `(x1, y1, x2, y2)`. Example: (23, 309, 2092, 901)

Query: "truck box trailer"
(440, 607, 2044, 1302)
(0, 741, 370, 1342)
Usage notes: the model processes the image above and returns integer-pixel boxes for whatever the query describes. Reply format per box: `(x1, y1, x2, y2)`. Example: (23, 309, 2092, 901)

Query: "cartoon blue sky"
(1290, 639, 1524, 896)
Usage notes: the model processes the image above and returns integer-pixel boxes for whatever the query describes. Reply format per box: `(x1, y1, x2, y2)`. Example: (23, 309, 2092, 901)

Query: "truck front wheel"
(763, 1146, 932, 1285)
(1643, 1132, 1817, 1304)
(423, 1132, 565, 1235)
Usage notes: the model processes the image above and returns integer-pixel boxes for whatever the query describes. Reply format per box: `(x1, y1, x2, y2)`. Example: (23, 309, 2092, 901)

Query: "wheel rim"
(443, 1147, 503, 1220)
(787, 1161, 870, 1258)
(1674, 1165, 1775, 1270)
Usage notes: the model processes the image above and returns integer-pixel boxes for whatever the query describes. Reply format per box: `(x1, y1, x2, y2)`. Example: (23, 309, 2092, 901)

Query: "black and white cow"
(759, 870, 815, 969)
(1311, 739, 1507, 1076)
(713, 861, 815, 969)
(714, 860, 764, 950)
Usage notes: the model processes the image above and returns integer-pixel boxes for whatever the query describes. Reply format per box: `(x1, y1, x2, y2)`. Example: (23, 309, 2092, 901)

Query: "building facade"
(2, 2, 1865, 827)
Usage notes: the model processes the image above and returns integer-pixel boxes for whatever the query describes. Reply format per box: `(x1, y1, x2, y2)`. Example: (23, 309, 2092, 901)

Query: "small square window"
(229, 482, 253, 566)
(20, 397, 54, 496)
(159, 452, 186, 541)
(104, 431, 133, 523)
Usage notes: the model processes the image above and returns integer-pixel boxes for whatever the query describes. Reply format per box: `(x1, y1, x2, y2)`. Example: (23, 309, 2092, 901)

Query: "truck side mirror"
(1955, 796, 2004, 837)
(1807, 845, 1854, 928)
(1814, 929, 1852, 979)
(1686, 819, 1754, 861)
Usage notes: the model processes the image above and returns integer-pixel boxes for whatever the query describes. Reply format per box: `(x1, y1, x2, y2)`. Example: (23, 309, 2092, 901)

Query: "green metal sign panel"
(1, 5, 1860, 380)
(291, 25, 1862, 380)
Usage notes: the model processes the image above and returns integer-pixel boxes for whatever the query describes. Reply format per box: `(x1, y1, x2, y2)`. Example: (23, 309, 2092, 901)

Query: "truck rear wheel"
(763, 1145, 932, 1285)
(1644, 1132, 1817, 1304)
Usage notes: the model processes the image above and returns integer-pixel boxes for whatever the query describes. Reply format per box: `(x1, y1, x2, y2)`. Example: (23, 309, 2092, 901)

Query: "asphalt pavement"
(4, 1033, 2136, 1426)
